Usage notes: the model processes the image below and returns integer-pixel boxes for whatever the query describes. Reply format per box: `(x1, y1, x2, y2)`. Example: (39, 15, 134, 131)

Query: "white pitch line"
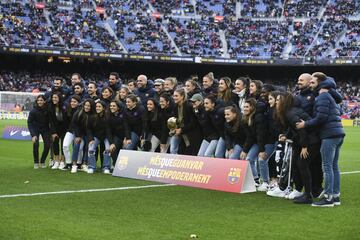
(0, 183, 176, 199)
(0, 171, 359, 199)
(341, 170, 360, 175)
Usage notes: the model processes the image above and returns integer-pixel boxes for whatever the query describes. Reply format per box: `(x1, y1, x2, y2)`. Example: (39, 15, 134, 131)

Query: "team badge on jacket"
(228, 168, 241, 184)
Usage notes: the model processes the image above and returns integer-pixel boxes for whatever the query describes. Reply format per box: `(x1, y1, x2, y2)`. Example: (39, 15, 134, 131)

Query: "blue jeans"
(229, 144, 243, 159)
(88, 137, 111, 170)
(246, 143, 275, 182)
(320, 137, 344, 196)
(170, 135, 181, 154)
(214, 137, 226, 158)
(125, 132, 140, 150)
(198, 139, 218, 157)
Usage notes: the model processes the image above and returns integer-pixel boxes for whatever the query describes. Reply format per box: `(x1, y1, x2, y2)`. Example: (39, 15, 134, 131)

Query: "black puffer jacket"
(207, 102, 226, 138)
(224, 120, 249, 151)
(27, 105, 50, 136)
(125, 103, 145, 136)
(194, 106, 218, 142)
(285, 107, 319, 147)
(87, 113, 110, 142)
(108, 104, 130, 144)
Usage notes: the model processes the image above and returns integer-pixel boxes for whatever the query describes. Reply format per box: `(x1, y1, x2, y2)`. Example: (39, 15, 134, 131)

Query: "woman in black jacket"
(67, 98, 95, 173)
(48, 92, 67, 170)
(124, 94, 145, 150)
(27, 95, 51, 169)
(141, 98, 163, 152)
(87, 100, 111, 174)
(170, 88, 202, 155)
(204, 94, 227, 158)
(158, 93, 174, 153)
(62, 95, 83, 172)
(241, 98, 275, 191)
(224, 106, 251, 159)
(276, 92, 321, 204)
(108, 100, 130, 165)
(190, 94, 218, 157)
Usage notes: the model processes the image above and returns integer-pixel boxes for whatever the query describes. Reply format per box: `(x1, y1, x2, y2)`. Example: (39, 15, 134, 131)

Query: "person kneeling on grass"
(27, 95, 51, 169)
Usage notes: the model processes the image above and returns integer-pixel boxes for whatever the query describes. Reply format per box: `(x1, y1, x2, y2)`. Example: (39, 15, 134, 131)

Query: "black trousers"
(33, 131, 51, 164)
(294, 143, 321, 195)
(53, 130, 66, 156)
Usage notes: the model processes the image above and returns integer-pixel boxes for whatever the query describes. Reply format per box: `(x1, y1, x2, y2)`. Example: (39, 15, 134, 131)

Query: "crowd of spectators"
(240, 0, 282, 18)
(113, 12, 176, 54)
(166, 17, 223, 56)
(289, 19, 322, 58)
(226, 18, 289, 58)
(48, 5, 122, 52)
(1, 0, 360, 59)
(306, 17, 348, 59)
(324, 0, 359, 17)
(283, 0, 328, 18)
(0, 1, 62, 47)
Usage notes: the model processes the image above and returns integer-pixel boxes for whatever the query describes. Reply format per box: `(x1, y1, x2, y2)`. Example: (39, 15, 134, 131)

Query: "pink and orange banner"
(112, 150, 256, 194)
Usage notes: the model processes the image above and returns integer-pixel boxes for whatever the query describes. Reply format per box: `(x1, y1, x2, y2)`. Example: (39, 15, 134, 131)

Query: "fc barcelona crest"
(118, 156, 129, 170)
(228, 168, 241, 184)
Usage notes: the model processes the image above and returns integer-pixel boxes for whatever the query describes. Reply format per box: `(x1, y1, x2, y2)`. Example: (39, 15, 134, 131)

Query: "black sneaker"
(293, 194, 312, 204)
(311, 197, 334, 207)
(333, 196, 341, 206)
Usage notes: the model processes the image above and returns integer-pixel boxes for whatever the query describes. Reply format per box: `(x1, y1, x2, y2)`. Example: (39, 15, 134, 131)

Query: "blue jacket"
(135, 80, 156, 105)
(294, 88, 315, 117)
(304, 91, 345, 139)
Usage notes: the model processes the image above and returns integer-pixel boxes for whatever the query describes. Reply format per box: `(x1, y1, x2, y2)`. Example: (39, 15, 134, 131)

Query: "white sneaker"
(71, 165, 78, 173)
(51, 162, 59, 169)
(267, 187, 286, 198)
(87, 168, 94, 174)
(287, 190, 303, 200)
(268, 180, 278, 190)
(48, 159, 54, 167)
(34, 163, 39, 169)
(257, 182, 269, 192)
(81, 164, 88, 172)
(40, 163, 46, 168)
(58, 162, 66, 170)
(103, 169, 111, 174)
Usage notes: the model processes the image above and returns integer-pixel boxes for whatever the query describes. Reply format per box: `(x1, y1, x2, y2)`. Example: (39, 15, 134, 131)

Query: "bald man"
(294, 73, 323, 199)
(135, 74, 156, 105)
(295, 73, 315, 116)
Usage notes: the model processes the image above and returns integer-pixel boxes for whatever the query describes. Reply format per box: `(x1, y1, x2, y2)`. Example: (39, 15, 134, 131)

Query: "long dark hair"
(66, 95, 81, 118)
(146, 98, 159, 122)
(225, 106, 241, 133)
(77, 98, 95, 128)
(242, 98, 257, 126)
(269, 90, 281, 120)
(250, 80, 263, 99)
(35, 94, 47, 108)
(275, 92, 294, 128)
(49, 92, 64, 114)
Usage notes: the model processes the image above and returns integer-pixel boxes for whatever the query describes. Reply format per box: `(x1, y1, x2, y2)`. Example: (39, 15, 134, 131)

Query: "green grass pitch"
(0, 119, 359, 240)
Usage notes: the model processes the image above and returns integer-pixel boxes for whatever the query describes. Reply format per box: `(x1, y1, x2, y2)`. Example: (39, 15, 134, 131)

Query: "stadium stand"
(1, 0, 360, 60)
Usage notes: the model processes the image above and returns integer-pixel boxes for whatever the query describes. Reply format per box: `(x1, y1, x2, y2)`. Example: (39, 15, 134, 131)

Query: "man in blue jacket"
(297, 72, 345, 207)
(135, 75, 156, 105)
